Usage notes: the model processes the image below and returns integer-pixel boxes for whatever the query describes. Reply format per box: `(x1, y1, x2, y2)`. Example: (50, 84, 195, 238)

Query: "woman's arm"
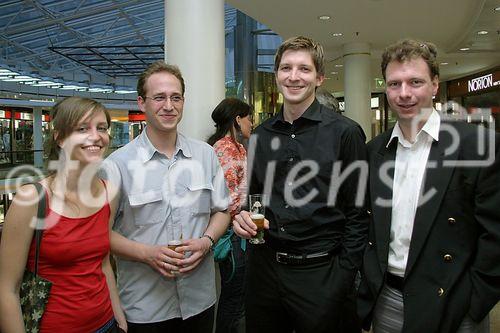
(0, 184, 39, 332)
(102, 254, 127, 332)
(103, 182, 127, 331)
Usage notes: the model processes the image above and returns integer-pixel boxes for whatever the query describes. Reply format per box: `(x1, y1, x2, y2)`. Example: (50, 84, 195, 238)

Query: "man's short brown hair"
(137, 61, 185, 98)
(381, 39, 439, 80)
(274, 36, 325, 76)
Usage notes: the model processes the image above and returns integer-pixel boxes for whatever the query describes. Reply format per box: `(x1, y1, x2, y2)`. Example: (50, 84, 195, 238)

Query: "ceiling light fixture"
(88, 87, 113, 93)
(459, 47, 470, 51)
(29, 81, 61, 87)
(440, 62, 449, 65)
(60, 84, 87, 91)
(494, 6, 500, 11)
(334, 64, 343, 68)
(0, 69, 18, 75)
(477, 30, 488, 35)
(330, 71, 338, 75)
(0, 67, 136, 95)
(332, 33, 343, 37)
(318, 15, 331, 20)
(2, 75, 40, 82)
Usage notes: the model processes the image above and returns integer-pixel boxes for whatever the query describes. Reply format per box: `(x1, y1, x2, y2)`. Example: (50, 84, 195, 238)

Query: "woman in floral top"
(208, 98, 252, 333)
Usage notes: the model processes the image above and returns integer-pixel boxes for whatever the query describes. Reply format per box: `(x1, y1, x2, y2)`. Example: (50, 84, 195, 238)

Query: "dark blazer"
(358, 120, 500, 333)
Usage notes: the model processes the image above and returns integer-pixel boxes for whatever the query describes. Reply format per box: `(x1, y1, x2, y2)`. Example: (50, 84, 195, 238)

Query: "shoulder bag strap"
(32, 182, 46, 276)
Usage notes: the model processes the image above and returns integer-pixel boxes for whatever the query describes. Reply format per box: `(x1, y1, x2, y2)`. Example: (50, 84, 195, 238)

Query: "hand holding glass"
(168, 227, 183, 275)
(249, 194, 266, 244)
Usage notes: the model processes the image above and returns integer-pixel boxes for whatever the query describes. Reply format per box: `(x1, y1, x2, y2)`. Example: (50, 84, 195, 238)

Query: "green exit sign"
(375, 78, 385, 88)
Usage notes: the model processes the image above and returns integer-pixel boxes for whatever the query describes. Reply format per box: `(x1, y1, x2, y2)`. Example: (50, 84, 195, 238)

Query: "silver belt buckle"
(276, 252, 288, 264)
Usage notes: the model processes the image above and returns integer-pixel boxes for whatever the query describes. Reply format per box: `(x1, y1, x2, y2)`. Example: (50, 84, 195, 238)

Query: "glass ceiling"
(0, 1, 279, 97)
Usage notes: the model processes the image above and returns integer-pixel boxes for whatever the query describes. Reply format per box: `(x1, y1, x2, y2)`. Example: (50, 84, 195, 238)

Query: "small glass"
(167, 239, 182, 251)
(168, 226, 183, 275)
(249, 194, 266, 244)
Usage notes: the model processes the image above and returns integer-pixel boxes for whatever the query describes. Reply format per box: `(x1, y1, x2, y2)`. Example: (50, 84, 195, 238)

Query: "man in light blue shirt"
(103, 61, 230, 333)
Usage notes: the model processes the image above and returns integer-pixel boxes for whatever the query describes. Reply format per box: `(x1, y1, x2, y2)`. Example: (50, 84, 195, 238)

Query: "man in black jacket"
(357, 39, 500, 333)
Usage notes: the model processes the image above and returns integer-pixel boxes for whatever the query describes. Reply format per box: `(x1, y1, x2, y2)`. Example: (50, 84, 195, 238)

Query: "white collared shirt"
(387, 110, 441, 277)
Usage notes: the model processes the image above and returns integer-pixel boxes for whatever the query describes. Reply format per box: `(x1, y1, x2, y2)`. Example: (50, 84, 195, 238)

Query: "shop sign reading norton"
(468, 74, 493, 93)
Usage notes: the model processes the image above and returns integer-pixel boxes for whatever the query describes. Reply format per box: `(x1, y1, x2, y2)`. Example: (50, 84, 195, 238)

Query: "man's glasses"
(144, 95, 184, 104)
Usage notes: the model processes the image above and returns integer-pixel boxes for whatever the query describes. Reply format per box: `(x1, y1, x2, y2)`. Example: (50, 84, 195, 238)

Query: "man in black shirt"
(233, 36, 369, 332)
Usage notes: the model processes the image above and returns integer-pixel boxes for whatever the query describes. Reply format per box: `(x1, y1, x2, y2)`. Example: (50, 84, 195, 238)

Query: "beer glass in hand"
(168, 229, 183, 275)
(249, 194, 265, 244)
(167, 240, 182, 251)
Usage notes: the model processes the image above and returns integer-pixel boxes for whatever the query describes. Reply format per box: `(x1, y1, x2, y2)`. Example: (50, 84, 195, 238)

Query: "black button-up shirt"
(249, 99, 369, 270)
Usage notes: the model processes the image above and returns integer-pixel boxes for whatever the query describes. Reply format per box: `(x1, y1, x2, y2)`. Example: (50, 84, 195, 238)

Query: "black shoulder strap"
(32, 183, 46, 276)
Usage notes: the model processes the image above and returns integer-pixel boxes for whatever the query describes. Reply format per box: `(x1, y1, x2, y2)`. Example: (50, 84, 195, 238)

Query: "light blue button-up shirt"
(102, 129, 229, 322)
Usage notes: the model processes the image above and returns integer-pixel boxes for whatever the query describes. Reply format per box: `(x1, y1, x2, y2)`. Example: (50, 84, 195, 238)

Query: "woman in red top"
(0, 97, 126, 332)
(207, 98, 252, 333)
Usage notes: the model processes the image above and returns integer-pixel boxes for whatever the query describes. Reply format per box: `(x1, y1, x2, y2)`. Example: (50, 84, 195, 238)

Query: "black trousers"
(127, 306, 215, 333)
(245, 244, 360, 333)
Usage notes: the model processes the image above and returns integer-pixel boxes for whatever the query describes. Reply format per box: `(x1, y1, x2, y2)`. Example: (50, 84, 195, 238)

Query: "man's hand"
(176, 237, 212, 274)
(232, 210, 269, 239)
(143, 244, 185, 279)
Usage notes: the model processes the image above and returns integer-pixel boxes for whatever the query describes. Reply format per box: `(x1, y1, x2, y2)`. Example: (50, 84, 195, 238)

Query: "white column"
(33, 107, 43, 168)
(343, 42, 372, 139)
(165, 0, 225, 141)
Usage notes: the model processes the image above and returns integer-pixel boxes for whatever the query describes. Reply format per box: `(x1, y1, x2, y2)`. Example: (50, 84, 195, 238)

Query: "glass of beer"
(168, 228, 183, 275)
(167, 239, 183, 275)
(249, 194, 266, 244)
(167, 239, 182, 251)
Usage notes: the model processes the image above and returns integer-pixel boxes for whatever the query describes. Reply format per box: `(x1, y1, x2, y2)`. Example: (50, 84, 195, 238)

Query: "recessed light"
(477, 30, 488, 35)
(440, 62, 449, 65)
(318, 15, 331, 20)
(330, 71, 338, 75)
(334, 64, 343, 68)
(332, 33, 343, 37)
(459, 47, 470, 51)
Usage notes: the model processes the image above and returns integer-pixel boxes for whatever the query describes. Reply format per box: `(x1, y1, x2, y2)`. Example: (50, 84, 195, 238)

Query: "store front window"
(447, 67, 499, 132)
(463, 90, 500, 132)
(224, 5, 282, 126)
(0, 107, 49, 165)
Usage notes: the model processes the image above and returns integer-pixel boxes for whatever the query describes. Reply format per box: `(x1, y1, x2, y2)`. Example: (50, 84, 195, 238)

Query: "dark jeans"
(216, 234, 246, 333)
(97, 318, 126, 333)
(127, 306, 215, 333)
(245, 244, 359, 333)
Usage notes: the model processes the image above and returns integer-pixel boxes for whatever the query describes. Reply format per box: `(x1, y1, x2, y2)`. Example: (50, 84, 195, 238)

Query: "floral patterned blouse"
(213, 136, 247, 218)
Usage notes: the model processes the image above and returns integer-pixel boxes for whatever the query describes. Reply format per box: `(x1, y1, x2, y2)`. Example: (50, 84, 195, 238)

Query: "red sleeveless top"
(27, 183, 114, 332)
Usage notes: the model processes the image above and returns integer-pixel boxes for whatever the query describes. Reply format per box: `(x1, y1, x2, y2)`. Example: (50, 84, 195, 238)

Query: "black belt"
(275, 251, 334, 265)
(386, 273, 404, 292)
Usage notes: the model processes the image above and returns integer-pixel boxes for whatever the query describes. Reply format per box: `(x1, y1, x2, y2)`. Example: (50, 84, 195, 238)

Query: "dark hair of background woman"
(207, 97, 251, 147)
